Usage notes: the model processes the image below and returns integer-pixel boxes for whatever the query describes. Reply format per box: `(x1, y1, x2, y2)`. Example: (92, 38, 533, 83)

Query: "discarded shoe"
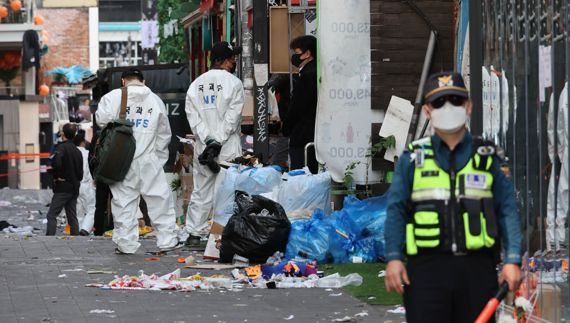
(79, 229, 90, 236)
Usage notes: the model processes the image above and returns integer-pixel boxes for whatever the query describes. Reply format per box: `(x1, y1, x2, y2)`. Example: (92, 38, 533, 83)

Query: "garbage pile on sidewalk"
(207, 164, 387, 265)
(85, 264, 363, 292)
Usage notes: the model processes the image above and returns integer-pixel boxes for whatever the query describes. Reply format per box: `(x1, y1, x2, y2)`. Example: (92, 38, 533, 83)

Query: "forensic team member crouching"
(384, 72, 522, 323)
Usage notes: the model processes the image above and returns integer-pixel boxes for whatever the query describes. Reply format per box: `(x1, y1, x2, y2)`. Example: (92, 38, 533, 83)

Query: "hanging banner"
(315, 0, 384, 184)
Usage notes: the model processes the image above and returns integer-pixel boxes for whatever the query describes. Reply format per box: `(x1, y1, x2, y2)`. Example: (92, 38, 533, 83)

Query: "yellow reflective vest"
(406, 137, 499, 256)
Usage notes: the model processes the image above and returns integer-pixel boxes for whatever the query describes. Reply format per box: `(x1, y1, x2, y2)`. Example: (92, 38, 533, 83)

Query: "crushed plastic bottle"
(266, 251, 284, 265)
(316, 273, 363, 288)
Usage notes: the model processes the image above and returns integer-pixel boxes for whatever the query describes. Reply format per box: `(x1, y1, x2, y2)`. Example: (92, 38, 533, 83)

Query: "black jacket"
(22, 29, 41, 71)
(283, 60, 317, 147)
(51, 140, 83, 194)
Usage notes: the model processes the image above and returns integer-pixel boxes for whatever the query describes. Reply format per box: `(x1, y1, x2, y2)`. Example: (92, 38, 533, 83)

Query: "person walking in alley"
(46, 123, 83, 236)
(384, 72, 522, 322)
(72, 129, 96, 236)
(283, 35, 318, 173)
(184, 41, 244, 246)
(96, 68, 182, 254)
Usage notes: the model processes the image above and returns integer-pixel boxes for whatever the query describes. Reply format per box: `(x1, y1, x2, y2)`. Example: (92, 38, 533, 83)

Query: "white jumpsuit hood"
(184, 69, 245, 237)
(96, 84, 178, 253)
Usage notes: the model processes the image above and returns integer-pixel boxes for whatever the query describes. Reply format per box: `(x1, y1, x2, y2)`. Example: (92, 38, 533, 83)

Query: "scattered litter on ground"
(42, 219, 48, 224)
(87, 270, 116, 275)
(283, 315, 295, 320)
(144, 257, 161, 261)
(186, 264, 247, 270)
(331, 316, 354, 322)
(367, 296, 376, 300)
(0, 200, 11, 207)
(354, 311, 368, 318)
(86, 268, 363, 292)
(89, 309, 115, 314)
(329, 292, 343, 297)
(58, 274, 67, 278)
(62, 268, 84, 272)
(378, 270, 386, 278)
(386, 306, 405, 314)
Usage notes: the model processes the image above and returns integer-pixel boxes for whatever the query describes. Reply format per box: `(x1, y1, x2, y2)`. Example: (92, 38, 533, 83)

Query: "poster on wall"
(482, 66, 491, 139)
(490, 67, 500, 142)
(315, 0, 384, 184)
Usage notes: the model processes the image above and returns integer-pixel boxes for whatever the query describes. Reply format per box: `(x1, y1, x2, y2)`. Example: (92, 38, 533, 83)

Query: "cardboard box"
(269, 7, 304, 74)
(210, 221, 225, 235)
(204, 233, 221, 260)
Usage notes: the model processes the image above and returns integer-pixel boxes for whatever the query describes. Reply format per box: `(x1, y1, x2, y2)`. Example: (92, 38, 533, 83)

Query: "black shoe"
(185, 235, 202, 246)
(79, 229, 89, 236)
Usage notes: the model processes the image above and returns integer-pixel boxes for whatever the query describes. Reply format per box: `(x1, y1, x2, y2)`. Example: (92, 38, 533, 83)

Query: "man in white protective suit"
(551, 83, 569, 255)
(73, 129, 96, 236)
(96, 68, 182, 254)
(184, 42, 244, 246)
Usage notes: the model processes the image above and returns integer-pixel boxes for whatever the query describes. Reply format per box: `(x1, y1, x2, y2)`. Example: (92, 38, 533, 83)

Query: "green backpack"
(91, 87, 136, 185)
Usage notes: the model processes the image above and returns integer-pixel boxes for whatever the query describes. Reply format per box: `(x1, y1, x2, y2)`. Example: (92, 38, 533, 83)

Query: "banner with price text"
(315, 0, 384, 184)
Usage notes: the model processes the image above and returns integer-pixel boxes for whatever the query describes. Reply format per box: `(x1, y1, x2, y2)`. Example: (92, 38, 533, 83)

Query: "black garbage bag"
(220, 191, 291, 264)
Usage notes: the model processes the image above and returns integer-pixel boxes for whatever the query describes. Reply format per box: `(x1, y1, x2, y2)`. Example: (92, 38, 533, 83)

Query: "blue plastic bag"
(213, 166, 240, 226)
(277, 171, 331, 219)
(342, 194, 388, 259)
(235, 166, 282, 195)
(214, 166, 282, 226)
(285, 209, 332, 264)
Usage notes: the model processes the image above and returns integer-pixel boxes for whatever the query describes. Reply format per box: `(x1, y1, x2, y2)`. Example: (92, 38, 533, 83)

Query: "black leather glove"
(198, 140, 222, 173)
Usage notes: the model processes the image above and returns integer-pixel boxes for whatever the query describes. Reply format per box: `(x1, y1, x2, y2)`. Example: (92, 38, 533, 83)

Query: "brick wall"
(37, 8, 90, 84)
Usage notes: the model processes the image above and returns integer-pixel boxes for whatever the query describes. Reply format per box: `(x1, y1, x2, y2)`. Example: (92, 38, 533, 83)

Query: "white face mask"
(430, 101, 467, 134)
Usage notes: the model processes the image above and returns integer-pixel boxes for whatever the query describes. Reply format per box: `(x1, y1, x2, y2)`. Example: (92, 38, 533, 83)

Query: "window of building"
(99, 41, 143, 68)
(99, 0, 142, 22)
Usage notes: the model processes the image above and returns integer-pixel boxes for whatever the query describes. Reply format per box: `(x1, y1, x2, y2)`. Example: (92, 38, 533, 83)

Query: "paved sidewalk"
(0, 190, 405, 323)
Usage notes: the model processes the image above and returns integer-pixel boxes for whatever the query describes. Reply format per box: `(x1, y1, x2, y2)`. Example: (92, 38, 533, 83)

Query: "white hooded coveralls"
(96, 85, 178, 253)
(547, 83, 569, 248)
(184, 69, 244, 237)
(76, 146, 95, 232)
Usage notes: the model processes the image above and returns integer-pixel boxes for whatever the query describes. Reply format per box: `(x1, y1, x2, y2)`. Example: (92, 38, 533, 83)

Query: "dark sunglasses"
(430, 95, 467, 109)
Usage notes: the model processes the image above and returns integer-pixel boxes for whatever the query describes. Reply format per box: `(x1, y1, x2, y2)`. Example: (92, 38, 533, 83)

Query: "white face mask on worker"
(430, 102, 467, 134)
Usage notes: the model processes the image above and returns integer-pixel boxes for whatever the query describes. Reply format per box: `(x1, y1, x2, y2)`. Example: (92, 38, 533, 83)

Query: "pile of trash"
(214, 166, 331, 226)
(85, 265, 363, 292)
(0, 220, 36, 236)
(285, 194, 388, 264)
(86, 268, 232, 291)
(210, 164, 386, 265)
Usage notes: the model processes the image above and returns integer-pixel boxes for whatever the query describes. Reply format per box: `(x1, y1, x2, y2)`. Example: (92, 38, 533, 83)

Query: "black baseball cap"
(211, 41, 242, 63)
(423, 71, 469, 104)
(121, 68, 144, 81)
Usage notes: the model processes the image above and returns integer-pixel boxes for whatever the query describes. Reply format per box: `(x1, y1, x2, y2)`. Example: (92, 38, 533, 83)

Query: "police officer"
(384, 72, 522, 322)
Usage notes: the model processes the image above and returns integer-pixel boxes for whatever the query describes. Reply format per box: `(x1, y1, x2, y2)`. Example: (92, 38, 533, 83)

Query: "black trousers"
(289, 145, 318, 174)
(46, 192, 79, 236)
(93, 181, 112, 236)
(404, 252, 498, 323)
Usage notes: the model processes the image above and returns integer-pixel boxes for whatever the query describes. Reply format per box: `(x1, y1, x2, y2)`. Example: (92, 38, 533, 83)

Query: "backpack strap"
(119, 87, 128, 120)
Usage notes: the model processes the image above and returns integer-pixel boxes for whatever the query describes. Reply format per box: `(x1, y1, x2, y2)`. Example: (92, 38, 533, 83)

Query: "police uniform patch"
(421, 170, 439, 177)
(465, 174, 486, 189)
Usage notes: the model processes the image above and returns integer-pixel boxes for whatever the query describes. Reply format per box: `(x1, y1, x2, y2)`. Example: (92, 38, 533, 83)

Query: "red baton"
(475, 282, 509, 323)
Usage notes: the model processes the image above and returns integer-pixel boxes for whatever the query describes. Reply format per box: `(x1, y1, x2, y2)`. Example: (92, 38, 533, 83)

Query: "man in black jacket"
(283, 35, 318, 173)
(46, 123, 83, 236)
